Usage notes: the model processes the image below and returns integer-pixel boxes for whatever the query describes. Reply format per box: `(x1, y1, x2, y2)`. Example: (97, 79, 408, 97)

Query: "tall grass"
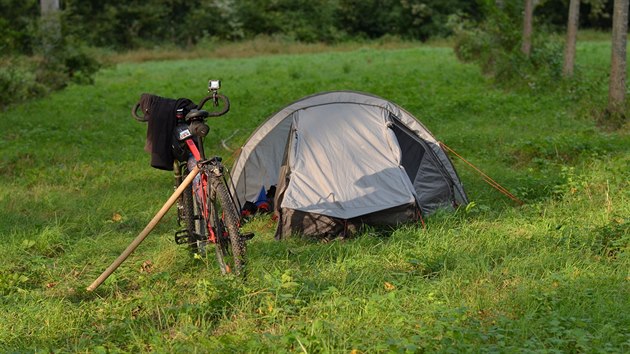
(0, 41, 628, 352)
(100, 36, 421, 64)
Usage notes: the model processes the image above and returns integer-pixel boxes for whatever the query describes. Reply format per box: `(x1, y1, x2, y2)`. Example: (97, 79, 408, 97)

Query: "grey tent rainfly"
(230, 91, 468, 238)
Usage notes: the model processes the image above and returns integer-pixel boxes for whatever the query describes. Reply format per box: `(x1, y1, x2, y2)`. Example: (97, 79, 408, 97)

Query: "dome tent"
(230, 91, 468, 238)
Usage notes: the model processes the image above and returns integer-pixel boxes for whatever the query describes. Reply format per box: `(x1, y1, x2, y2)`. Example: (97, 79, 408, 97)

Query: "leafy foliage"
(4, 0, 482, 52)
(536, 0, 614, 29)
(0, 0, 619, 55)
(237, 0, 342, 42)
(0, 58, 46, 109)
(0, 46, 101, 109)
(0, 0, 39, 55)
(452, 1, 566, 91)
(338, 0, 482, 40)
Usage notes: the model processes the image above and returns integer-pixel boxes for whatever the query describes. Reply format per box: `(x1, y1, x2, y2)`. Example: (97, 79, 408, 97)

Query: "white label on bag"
(179, 129, 192, 140)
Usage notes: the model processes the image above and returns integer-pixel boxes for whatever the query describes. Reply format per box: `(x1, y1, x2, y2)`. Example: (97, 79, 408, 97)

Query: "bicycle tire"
(209, 177, 245, 276)
(183, 167, 207, 254)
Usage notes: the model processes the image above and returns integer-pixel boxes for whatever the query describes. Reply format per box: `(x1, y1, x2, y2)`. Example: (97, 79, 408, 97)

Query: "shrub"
(0, 58, 46, 110)
(62, 45, 102, 85)
(452, 3, 565, 91)
(0, 0, 39, 55)
(0, 43, 101, 109)
(237, 0, 343, 43)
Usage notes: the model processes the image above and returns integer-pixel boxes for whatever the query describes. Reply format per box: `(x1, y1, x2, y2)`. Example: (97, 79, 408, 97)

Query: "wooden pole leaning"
(87, 165, 201, 292)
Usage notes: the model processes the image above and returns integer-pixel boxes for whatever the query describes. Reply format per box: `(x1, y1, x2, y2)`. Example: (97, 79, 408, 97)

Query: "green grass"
(0, 42, 628, 352)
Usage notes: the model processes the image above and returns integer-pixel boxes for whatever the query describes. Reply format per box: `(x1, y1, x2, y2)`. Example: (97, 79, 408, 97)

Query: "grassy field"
(0, 40, 628, 352)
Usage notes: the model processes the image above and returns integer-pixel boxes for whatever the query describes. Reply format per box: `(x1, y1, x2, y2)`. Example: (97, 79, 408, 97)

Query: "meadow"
(0, 39, 628, 352)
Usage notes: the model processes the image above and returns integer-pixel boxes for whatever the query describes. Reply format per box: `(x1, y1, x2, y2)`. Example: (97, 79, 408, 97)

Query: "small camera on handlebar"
(209, 80, 221, 92)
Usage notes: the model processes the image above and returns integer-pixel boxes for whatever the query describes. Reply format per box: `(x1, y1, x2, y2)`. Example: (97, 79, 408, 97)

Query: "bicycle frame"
(182, 137, 221, 245)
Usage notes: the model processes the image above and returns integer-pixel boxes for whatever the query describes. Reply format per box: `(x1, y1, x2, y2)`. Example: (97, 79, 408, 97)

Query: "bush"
(0, 58, 46, 110)
(0, 0, 39, 55)
(237, 0, 343, 43)
(338, 0, 481, 41)
(0, 43, 101, 109)
(62, 45, 102, 85)
(58, 0, 480, 48)
(452, 3, 565, 91)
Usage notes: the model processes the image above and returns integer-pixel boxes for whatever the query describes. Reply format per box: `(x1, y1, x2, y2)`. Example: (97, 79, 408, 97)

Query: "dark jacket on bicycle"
(138, 93, 196, 170)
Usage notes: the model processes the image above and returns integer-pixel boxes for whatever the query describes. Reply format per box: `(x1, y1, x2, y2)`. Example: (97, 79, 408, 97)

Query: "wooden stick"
(87, 165, 200, 292)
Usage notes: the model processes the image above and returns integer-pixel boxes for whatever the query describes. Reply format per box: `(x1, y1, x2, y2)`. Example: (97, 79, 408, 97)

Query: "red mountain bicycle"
(132, 80, 252, 276)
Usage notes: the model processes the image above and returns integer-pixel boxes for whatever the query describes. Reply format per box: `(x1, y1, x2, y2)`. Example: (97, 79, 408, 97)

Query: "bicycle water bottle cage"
(185, 109, 209, 121)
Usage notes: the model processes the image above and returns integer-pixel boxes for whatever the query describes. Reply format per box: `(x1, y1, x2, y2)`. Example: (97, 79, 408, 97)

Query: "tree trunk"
(521, 0, 535, 56)
(40, 0, 59, 14)
(40, 0, 61, 58)
(608, 0, 629, 115)
(563, 0, 580, 77)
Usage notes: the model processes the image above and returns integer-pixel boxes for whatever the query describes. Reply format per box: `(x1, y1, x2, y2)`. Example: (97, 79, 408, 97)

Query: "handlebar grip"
(132, 102, 148, 122)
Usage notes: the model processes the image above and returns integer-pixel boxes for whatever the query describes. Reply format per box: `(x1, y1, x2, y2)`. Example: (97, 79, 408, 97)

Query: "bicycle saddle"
(185, 109, 209, 121)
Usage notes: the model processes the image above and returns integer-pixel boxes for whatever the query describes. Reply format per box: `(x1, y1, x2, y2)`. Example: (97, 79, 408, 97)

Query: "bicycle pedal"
(240, 232, 255, 241)
(174, 230, 191, 245)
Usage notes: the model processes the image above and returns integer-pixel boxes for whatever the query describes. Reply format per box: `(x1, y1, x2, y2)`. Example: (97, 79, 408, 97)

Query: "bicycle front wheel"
(209, 177, 245, 276)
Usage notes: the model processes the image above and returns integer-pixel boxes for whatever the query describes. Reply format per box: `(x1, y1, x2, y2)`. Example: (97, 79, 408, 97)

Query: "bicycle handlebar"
(131, 92, 230, 122)
(197, 93, 230, 117)
(131, 103, 146, 122)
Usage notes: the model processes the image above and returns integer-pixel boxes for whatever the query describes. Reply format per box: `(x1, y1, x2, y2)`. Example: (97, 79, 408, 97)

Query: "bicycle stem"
(86, 165, 201, 292)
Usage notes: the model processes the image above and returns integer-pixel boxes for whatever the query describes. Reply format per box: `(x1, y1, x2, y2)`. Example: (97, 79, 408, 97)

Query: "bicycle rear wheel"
(209, 177, 245, 276)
